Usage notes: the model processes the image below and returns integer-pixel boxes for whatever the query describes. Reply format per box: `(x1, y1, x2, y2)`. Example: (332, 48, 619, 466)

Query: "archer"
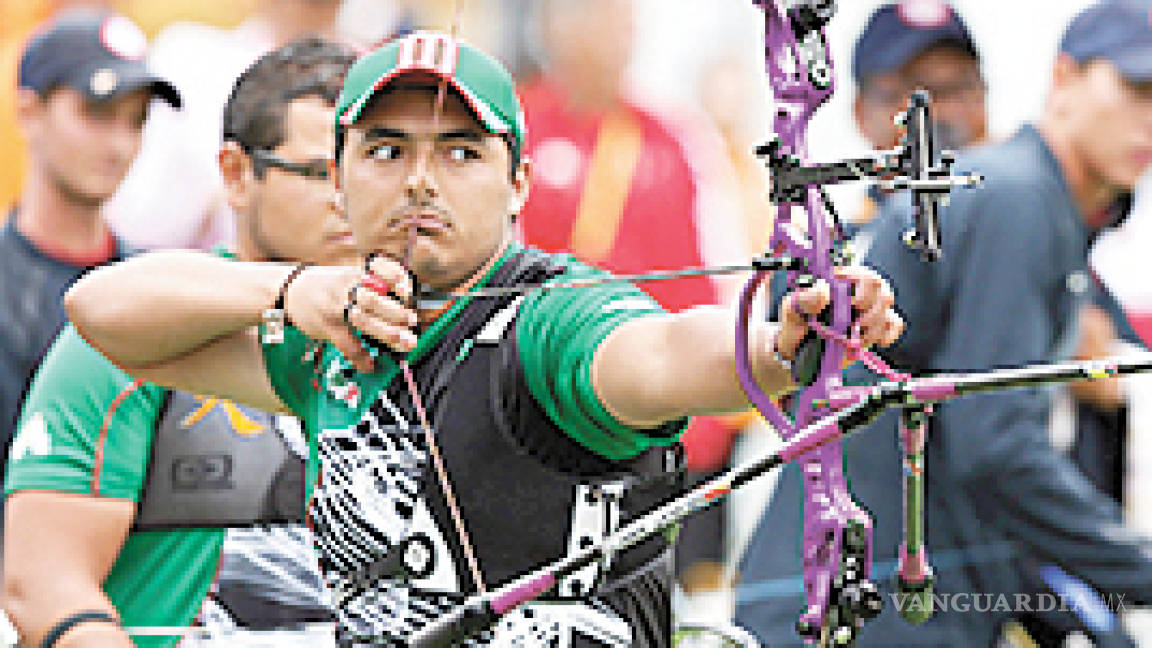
(65, 31, 901, 647)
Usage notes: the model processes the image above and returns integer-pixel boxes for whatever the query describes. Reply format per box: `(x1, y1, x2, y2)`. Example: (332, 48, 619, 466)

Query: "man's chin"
(327, 253, 363, 267)
(71, 187, 115, 208)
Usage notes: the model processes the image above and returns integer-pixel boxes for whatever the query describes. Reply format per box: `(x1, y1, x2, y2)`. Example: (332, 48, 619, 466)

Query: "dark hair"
(222, 37, 355, 173)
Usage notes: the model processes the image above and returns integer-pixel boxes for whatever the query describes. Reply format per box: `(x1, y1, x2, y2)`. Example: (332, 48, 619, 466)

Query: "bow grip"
(792, 331, 825, 387)
(788, 276, 855, 388)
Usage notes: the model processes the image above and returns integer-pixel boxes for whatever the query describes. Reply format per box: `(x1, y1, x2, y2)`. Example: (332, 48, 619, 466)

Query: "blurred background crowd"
(3, 0, 1152, 646)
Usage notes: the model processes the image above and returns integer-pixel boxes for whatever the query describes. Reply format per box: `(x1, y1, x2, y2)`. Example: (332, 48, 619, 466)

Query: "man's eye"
(368, 144, 401, 161)
(447, 146, 480, 162)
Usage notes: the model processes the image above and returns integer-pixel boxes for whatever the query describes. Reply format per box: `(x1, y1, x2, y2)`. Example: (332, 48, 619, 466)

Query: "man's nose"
(328, 188, 344, 215)
(405, 143, 438, 202)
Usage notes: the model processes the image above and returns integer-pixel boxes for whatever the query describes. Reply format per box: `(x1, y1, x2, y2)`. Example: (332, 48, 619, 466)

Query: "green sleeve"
(5, 326, 166, 500)
(515, 258, 689, 460)
(259, 324, 320, 419)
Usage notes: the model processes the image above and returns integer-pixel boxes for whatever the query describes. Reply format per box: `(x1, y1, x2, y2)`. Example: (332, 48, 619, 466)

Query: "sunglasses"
(251, 149, 332, 180)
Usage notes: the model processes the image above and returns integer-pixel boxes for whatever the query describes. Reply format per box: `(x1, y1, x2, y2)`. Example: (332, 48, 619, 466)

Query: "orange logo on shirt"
(182, 397, 265, 436)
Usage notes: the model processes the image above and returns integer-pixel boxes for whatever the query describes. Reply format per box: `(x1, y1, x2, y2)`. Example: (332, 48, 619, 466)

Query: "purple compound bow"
(733, 1, 978, 643)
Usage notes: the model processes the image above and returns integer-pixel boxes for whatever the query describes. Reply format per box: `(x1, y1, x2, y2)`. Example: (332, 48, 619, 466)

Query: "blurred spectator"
(852, 0, 1134, 511)
(0, 0, 116, 216)
(850, 0, 986, 228)
(0, 9, 179, 522)
(517, 0, 748, 606)
(738, 1, 1152, 646)
(853, 4, 1136, 642)
(103, 0, 351, 251)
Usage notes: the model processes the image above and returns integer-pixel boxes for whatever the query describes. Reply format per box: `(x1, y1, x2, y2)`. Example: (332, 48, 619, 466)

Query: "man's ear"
(1047, 54, 1086, 118)
(218, 141, 255, 215)
(1051, 54, 1087, 94)
(853, 91, 899, 150)
(852, 94, 871, 143)
(15, 88, 44, 139)
(509, 157, 532, 218)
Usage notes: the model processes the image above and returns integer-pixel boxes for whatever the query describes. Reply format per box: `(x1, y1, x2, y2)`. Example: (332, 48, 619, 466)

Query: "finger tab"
(361, 273, 392, 297)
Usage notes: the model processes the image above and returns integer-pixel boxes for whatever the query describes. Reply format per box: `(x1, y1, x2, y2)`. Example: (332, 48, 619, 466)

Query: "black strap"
(40, 610, 119, 648)
(274, 262, 311, 326)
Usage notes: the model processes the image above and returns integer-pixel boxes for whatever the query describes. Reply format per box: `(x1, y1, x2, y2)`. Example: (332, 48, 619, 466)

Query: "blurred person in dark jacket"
(850, 2, 1135, 512)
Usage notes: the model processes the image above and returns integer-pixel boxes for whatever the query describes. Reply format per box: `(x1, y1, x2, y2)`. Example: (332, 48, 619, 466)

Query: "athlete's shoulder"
(34, 325, 136, 387)
(24, 325, 167, 424)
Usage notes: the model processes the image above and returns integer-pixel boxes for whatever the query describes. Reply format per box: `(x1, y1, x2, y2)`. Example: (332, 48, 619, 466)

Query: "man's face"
(340, 83, 528, 289)
(1060, 59, 1152, 193)
(248, 95, 357, 266)
(21, 86, 149, 207)
(855, 46, 986, 151)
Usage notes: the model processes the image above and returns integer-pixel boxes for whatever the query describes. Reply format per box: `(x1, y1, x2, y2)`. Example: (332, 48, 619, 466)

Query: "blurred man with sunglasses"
(2, 38, 356, 647)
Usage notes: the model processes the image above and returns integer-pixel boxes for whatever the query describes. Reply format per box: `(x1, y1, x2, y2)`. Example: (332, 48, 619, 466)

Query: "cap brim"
(79, 60, 182, 109)
(1112, 45, 1152, 82)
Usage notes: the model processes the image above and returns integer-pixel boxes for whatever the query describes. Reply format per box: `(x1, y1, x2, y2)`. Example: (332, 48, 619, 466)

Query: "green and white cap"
(337, 31, 526, 157)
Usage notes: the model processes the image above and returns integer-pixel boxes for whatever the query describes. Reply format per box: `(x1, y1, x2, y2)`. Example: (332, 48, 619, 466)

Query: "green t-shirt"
(5, 326, 223, 647)
(261, 242, 685, 469)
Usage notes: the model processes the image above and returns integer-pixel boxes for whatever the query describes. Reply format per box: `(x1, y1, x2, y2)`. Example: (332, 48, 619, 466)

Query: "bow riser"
(743, 2, 884, 643)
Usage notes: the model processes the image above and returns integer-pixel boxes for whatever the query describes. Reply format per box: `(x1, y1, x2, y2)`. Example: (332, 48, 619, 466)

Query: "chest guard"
(134, 390, 306, 530)
(332, 250, 683, 604)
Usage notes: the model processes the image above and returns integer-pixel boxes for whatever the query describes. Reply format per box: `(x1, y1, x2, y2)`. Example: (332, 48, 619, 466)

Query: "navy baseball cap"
(853, 1, 978, 84)
(19, 9, 181, 108)
(1061, 1, 1152, 82)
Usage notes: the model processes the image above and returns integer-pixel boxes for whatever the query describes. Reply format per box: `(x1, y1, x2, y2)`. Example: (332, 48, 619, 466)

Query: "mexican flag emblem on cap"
(336, 31, 526, 156)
